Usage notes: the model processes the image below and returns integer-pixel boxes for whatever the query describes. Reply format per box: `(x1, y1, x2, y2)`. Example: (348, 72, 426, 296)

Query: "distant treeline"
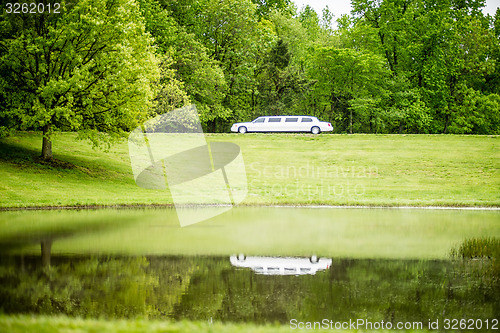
(1, 0, 499, 145)
(144, 0, 500, 134)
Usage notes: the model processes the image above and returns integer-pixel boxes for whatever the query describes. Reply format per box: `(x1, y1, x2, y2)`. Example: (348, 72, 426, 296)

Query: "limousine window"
(285, 118, 298, 122)
(254, 118, 265, 123)
(301, 118, 313, 122)
(268, 118, 281, 123)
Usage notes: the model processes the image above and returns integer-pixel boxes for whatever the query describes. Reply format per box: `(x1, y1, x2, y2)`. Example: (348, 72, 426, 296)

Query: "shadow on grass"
(0, 133, 137, 184)
(0, 139, 41, 162)
(0, 136, 92, 172)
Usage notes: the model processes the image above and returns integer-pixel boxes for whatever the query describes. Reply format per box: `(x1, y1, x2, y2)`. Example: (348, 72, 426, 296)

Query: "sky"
(294, 0, 500, 21)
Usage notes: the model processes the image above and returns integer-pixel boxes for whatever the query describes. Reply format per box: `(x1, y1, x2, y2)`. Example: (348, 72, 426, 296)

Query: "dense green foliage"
(139, 0, 500, 134)
(0, 0, 161, 158)
(450, 237, 500, 302)
(451, 237, 500, 258)
(452, 237, 500, 274)
(1, 0, 499, 157)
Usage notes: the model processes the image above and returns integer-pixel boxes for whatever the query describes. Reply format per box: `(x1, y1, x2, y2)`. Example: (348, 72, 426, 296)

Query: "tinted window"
(268, 118, 281, 123)
(285, 118, 298, 122)
(254, 118, 265, 123)
(301, 118, 313, 122)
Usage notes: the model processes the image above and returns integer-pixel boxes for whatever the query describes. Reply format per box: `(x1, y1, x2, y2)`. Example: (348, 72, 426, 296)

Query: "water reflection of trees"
(0, 256, 497, 324)
(0, 256, 157, 317)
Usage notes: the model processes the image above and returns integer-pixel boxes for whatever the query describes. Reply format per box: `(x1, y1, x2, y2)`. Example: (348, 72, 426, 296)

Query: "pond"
(0, 207, 499, 328)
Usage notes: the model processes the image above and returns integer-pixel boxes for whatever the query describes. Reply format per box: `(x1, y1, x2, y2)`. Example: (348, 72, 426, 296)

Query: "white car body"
(230, 255, 332, 275)
(231, 116, 333, 134)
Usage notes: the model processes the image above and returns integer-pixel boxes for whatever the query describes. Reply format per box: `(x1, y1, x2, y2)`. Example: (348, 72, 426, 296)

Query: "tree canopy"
(0, 0, 160, 159)
(1, 0, 499, 159)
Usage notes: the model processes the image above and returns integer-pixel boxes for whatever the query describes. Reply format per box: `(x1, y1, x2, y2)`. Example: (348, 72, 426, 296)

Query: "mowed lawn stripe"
(0, 132, 498, 207)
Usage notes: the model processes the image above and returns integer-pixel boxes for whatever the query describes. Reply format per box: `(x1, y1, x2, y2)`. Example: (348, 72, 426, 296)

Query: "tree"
(0, 0, 160, 160)
(158, 0, 263, 131)
(251, 0, 292, 19)
(351, 0, 497, 134)
(139, 0, 227, 130)
(484, 8, 500, 95)
(307, 47, 388, 133)
(448, 89, 500, 134)
(380, 76, 432, 134)
(193, 0, 260, 130)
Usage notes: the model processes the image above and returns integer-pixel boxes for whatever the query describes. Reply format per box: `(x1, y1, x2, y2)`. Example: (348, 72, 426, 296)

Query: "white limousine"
(231, 116, 333, 134)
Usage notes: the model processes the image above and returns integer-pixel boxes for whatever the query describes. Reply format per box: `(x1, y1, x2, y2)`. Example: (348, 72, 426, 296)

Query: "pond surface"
(0, 207, 499, 328)
(1, 207, 499, 258)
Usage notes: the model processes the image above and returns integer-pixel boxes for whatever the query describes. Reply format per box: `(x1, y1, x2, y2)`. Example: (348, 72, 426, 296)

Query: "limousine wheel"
(311, 126, 320, 134)
(238, 126, 247, 134)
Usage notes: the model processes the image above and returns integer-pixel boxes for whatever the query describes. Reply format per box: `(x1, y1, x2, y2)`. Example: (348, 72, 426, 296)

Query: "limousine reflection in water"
(231, 116, 333, 134)
(230, 254, 332, 275)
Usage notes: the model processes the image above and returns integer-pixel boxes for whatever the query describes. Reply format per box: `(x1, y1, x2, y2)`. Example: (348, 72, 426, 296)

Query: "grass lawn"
(0, 315, 298, 333)
(0, 131, 498, 207)
(0, 315, 430, 333)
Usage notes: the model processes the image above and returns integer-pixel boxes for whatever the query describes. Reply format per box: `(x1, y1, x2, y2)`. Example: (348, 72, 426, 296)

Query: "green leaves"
(449, 89, 500, 134)
(0, 0, 160, 156)
(307, 47, 389, 132)
(351, 0, 499, 134)
(1, 0, 498, 140)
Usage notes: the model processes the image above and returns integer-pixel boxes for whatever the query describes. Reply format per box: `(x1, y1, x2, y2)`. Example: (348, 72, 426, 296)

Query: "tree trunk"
(41, 124, 53, 160)
(443, 113, 449, 134)
(349, 110, 353, 134)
